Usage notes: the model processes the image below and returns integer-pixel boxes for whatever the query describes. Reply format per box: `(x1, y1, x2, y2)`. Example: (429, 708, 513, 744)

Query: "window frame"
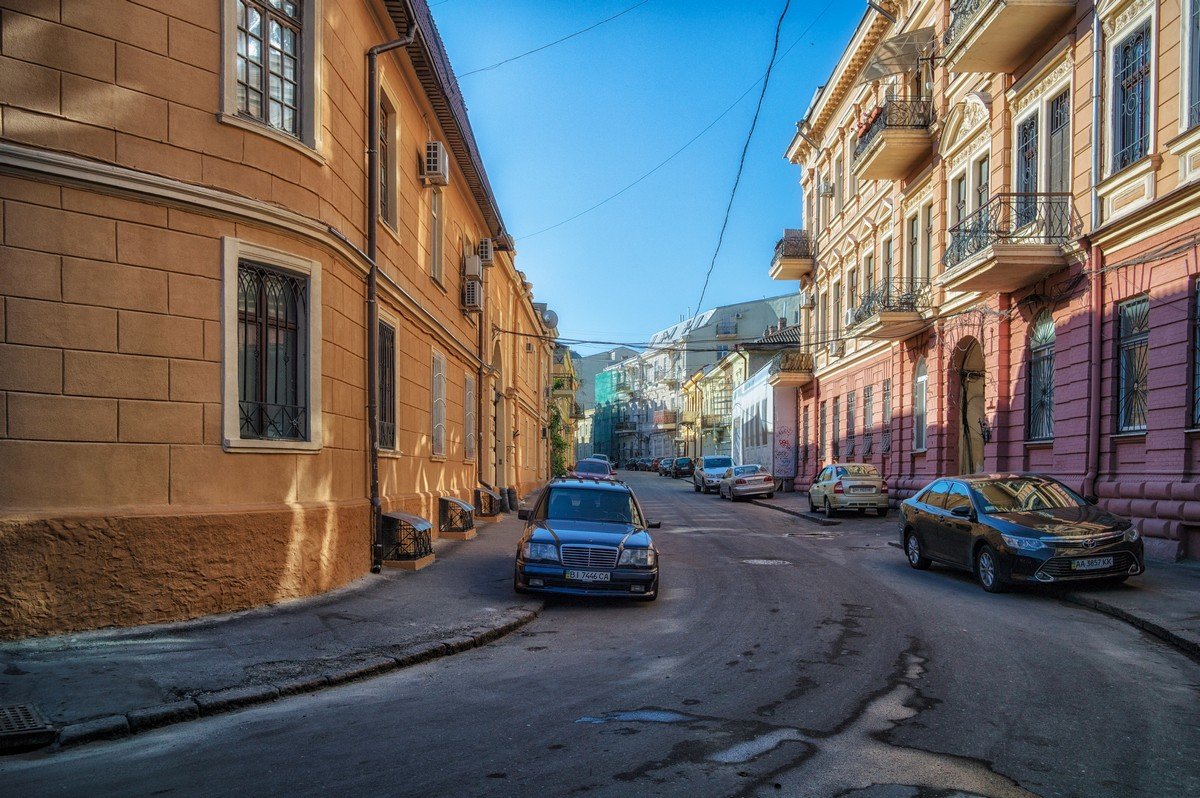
(378, 316, 398, 451)
(913, 358, 928, 452)
(1187, 0, 1200, 132)
(221, 237, 323, 453)
(1026, 310, 1056, 442)
(1116, 296, 1150, 434)
(1107, 14, 1156, 176)
(428, 189, 444, 284)
(465, 373, 477, 462)
(431, 349, 447, 458)
(379, 90, 399, 230)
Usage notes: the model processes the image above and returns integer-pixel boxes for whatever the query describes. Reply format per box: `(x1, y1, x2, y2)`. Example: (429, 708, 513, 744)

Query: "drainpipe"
(1083, 12, 1104, 500)
(996, 293, 1011, 473)
(366, 21, 416, 573)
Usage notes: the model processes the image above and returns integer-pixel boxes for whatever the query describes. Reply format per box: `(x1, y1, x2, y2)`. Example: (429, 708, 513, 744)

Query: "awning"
(861, 27, 935, 83)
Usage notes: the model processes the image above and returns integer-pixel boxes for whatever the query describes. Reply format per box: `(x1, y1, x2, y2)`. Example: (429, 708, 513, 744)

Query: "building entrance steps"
(0, 513, 541, 751)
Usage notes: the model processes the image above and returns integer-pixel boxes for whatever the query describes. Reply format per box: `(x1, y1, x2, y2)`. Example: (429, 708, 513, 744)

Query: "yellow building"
(0, 0, 553, 637)
(550, 344, 581, 473)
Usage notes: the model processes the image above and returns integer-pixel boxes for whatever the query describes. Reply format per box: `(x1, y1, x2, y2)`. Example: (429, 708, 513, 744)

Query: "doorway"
(957, 339, 987, 474)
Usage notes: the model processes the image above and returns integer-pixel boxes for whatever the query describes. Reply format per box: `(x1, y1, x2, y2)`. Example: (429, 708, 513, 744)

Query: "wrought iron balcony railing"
(848, 278, 934, 325)
(943, 193, 1079, 271)
(943, 0, 985, 49)
(854, 99, 934, 161)
(774, 229, 813, 261)
(768, 351, 814, 377)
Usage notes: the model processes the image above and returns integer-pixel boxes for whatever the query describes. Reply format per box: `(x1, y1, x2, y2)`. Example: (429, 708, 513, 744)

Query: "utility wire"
(691, 0, 792, 319)
(459, 0, 652, 77)
(516, 0, 835, 241)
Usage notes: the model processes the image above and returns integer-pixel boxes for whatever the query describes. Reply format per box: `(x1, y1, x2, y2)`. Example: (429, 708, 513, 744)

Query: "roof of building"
(748, 324, 803, 347)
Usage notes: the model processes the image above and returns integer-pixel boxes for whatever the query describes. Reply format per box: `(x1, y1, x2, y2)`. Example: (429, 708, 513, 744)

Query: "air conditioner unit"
(462, 277, 483, 312)
(798, 290, 816, 309)
(819, 180, 835, 198)
(424, 141, 450, 186)
(844, 308, 858, 328)
(828, 340, 845, 357)
(477, 238, 494, 265)
(463, 254, 483, 280)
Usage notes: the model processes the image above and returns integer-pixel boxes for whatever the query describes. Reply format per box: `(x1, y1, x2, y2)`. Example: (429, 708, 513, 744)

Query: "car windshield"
(676, 458, 691, 465)
(844, 464, 880, 477)
(733, 465, 760, 476)
(573, 461, 609, 475)
(703, 457, 732, 469)
(541, 488, 642, 525)
(970, 478, 1086, 514)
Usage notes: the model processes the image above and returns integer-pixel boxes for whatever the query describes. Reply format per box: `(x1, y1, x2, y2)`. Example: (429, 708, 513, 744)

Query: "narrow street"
(3, 473, 1197, 798)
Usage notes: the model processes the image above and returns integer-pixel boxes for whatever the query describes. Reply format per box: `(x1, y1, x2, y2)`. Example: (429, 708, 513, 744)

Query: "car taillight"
(881, 481, 889, 493)
(735, 478, 747, 485)
(833, 480, 844, 494)
(763, 476, 773, 483)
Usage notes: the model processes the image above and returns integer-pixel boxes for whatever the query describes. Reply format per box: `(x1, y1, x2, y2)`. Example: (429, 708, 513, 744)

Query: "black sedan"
(899, 474, 1144, 593)
(514, 478, 661, 600)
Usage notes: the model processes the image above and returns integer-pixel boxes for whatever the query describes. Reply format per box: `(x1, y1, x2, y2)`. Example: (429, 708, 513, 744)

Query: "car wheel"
(765, 492, 775, 499)
(824, 498, 835, 518)
(693, 482, 700, 493)
(904, 530, 931, 570)
(635, 581, 659, 602)
(976, 545, 1008, 593)
(858, 508, 868, 516)
(808, 492, 817, 513)
(877, 507, 889, 518)
(513, 569, 530, 595)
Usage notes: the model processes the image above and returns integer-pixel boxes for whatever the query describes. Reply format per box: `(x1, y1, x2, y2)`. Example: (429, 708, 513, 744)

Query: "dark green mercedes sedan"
(514, 478, 661, 601)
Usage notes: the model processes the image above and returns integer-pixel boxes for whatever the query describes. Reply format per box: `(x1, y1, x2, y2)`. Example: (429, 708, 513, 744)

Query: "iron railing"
(943, 0, 986, 49)
(943, 193, 1078, 270)
(848, 278, 934, 326)
(774, 229, 814, 261)
(768, 351, 814, 377)
(854, 99, 934, 162)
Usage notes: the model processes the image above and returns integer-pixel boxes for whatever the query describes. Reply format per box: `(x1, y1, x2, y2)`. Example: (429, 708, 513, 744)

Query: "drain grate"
(0, 704, 57, 752)
(742, 559, 791, 566)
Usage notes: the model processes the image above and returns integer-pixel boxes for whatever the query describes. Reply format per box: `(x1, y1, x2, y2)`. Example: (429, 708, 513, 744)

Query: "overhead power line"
(459, 0, 653, 78)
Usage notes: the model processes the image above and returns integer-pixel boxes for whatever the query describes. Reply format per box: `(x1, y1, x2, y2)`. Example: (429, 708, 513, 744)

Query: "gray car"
(807, 463, 889, 517)
(718, 464, 775, 500)
(693, 455, 734, 494)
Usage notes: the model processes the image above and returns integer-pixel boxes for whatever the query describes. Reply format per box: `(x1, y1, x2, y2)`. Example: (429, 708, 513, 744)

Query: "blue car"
(514, 478, 661, 601)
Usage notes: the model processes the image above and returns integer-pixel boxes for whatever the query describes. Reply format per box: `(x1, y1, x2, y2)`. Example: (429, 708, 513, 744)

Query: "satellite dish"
(542, 309, 559, 329)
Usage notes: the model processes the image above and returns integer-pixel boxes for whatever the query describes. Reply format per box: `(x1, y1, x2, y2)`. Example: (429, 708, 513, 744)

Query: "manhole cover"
(0, 704, 56, 752)
(742, 559, 790, 566)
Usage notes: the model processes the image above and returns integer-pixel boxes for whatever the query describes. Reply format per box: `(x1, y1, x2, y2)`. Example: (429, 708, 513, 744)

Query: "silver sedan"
(718, 464, 776, 501)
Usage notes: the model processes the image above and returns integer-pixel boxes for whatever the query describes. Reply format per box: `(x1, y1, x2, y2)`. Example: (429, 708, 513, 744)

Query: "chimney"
(779, 316, 787, 329)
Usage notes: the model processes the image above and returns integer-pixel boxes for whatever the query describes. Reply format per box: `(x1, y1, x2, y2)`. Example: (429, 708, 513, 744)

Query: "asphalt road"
(4, 472, 1199, 798)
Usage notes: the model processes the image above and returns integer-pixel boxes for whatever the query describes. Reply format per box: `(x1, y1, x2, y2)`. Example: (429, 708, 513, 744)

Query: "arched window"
(1027, 311, 1056, 440)
(913, 358, 928, 451)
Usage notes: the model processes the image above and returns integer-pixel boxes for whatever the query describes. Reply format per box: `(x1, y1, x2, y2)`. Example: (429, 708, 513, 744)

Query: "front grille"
(1045, 532, 1125, 553)
(1036, 551, 1137, 580)
(560, 545, 619, 570)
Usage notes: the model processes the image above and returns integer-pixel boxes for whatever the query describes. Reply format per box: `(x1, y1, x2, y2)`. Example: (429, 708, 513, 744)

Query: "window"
(832, 397, 841, 459)
(1113, 21, 1152, 172)
(1190, 0, 1200, 129)
(833, 282, 842, 344)
(922, 204, 933, 281)
(976, 155, 990, 208)
(834, 155, 844, 213)
(428, 190, 444, 282)
(432, 351, 447, 456)
(237, 261, 309, 440)
(1048, 90, 1070, 194)
(863, 385, 874, 454)
(863, 253, 875, 299)
(882, 238, 893, 294)
(1027, 311, 1055, 441)
(379, 96, 399, 228)
(378, 321, 396, 450)
(1016, 112, 1039, 227)
(944, 482, 973, 514)
(913, 358, 928, 451)
(952, 175, 967, 225)
(882, 378, 892, 453)
(848, 268, 858, 316)
(801, 406, 810, 467)
(465, 374, 477, 461)
(819, 401, 827, 463)
(1194, 284, 1200, 427)
(907, 216, 920, 282)
(846, 391, 856, 457)
(1117, 297, 1149, 432)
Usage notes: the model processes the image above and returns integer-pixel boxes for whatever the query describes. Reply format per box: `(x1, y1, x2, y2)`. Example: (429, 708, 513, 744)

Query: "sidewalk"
(0, 513, 539, 750)
(750, 489, 1200, 661)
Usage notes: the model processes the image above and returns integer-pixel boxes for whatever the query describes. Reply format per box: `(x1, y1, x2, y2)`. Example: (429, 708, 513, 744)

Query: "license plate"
(1071, 556, 1114, 571)
(565, 570, 611, 582)
(849, 486, 875, 493)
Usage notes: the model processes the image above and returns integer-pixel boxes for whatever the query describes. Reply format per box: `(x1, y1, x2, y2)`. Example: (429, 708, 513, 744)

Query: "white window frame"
(913, 357, 928, 452)
(1011, 72, 1072, 195)
(1185, 0, 1200, 133)
(1103, 1, 1158, 180)
(431, 350, 447, 458)
(221, 237, 323, 453)
(219, 0, 323, 155)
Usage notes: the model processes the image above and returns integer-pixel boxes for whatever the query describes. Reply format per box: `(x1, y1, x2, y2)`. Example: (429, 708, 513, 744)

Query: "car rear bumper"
(731, 483, 774, 497)
(516, 561, 658, 597)
(831, 493, 888, 510)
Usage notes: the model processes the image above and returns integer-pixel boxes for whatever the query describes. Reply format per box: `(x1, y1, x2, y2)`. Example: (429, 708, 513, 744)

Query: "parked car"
(567, 459, 616, 481)
(590, 454, 610, 463)
(658, 458, 676, 476)
(808, 463, 889, 517)
(693, 455, 733, 494)
(900, 473, 1145, 594)
(650, 458, 662, 472)
(624, 459, 640, 470)
(718, 464, 775, 500)
(514, 478, 661, 600)
(671, 457, 694, 479)
(638, 458, 653, 471)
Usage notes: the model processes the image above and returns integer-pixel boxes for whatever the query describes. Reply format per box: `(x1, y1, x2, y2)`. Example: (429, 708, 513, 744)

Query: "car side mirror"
(648, 520, 662, 529)
(1084, 495, 1099, 505)
(950, 505, 972, 518)
(517, 508, 530, 520)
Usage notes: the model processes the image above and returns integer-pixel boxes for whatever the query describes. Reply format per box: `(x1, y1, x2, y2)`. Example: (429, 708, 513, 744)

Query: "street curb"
(748, 499, 841, 526)
(1061, 592, 1200, 662)
(51, 605, 542, 751)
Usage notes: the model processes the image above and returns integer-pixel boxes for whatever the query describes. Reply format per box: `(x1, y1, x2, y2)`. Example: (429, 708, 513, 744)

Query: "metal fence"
(943, 192, 1078, 270)
(854, 99, 934, 161)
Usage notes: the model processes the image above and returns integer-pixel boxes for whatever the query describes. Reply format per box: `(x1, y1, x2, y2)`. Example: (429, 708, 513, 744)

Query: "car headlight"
(619, 548, 656, 567)
(1124, 526, 1141, 542)
(522, 542, 559, 563)
(1001, 533, 1043, 552)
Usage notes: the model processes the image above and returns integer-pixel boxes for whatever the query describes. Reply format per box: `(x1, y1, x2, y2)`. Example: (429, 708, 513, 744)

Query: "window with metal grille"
(428, 190, 444, 282)
(832, 397, 841, 459)
(863, 385, 874, 454)
(237, 261, 308, 440)
(465, 375, 477, 461)
(432, 351, 447, 456)
(1016, 112, 1039, 227)
(1113, 21, 1152, 172)
(953, 175, 967, 225)
(907, 216, 920, 283)
(846, 392, 856, 456)
(1048, 90, 1070, 193)
(976, 155, 990, 209)
(801, 406, 810, 466)
(922, 205, 933, 281)
(235, 0, 301, 137)
(1117, 297, 1149, 432)
(819, 401, 827, 463)
(378, 321, 396, 450)
(883, 238, 893, 289)
(882, 379, 892, 453)
(1191, 0, 1200, 129)
(864, 253, 875, 299)
(1193, 283, 1200, 427)
(913, 359, 928, 451)
(1026, 311, 1055, 441)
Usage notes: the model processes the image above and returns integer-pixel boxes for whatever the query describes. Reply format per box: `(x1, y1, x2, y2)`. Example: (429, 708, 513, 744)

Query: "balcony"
(614, 420, 637, 434)
(681, 410, 699, 426)
(767, 351, 814, 389)
(853, 99, 934, 181)
(942, 0, 1075, 74)
(702, 413, 728, 429)
(551, 379, 575, 398)
(847, 279, 934, 341)
(570, 402, 585, 420)
(769, 229, 815, 281)
(940, 193, 1079, 294)
(653, 410, 677, 430)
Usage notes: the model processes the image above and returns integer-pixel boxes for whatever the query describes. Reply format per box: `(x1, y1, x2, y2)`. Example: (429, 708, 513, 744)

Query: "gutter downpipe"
(1084, 10, 1104, 500)
(366, 22, 416, 573)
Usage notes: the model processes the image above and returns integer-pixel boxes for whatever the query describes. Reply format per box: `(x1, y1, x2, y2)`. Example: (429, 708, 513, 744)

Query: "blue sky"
(431, 0, 864, 353)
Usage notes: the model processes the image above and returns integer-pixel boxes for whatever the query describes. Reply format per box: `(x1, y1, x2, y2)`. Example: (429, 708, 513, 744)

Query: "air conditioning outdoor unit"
(798, 290, 816, 309)
(844, 308, 858, 328)
(463, 254, 483, 280)
(477, 238, 494, 265)
(462, 278, 483, 312)
(819, 180, 835, 197)
(424, 141, 450, 186)
(828, 340, 845, 357)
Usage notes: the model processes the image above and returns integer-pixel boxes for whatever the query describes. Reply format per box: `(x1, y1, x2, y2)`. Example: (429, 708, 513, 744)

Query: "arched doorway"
(956, 338, 987, 474)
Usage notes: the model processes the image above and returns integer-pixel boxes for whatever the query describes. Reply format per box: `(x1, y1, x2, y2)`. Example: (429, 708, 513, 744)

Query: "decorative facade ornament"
(1101, 0, 1153, 36)
(1013, 57, 1072, 114)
